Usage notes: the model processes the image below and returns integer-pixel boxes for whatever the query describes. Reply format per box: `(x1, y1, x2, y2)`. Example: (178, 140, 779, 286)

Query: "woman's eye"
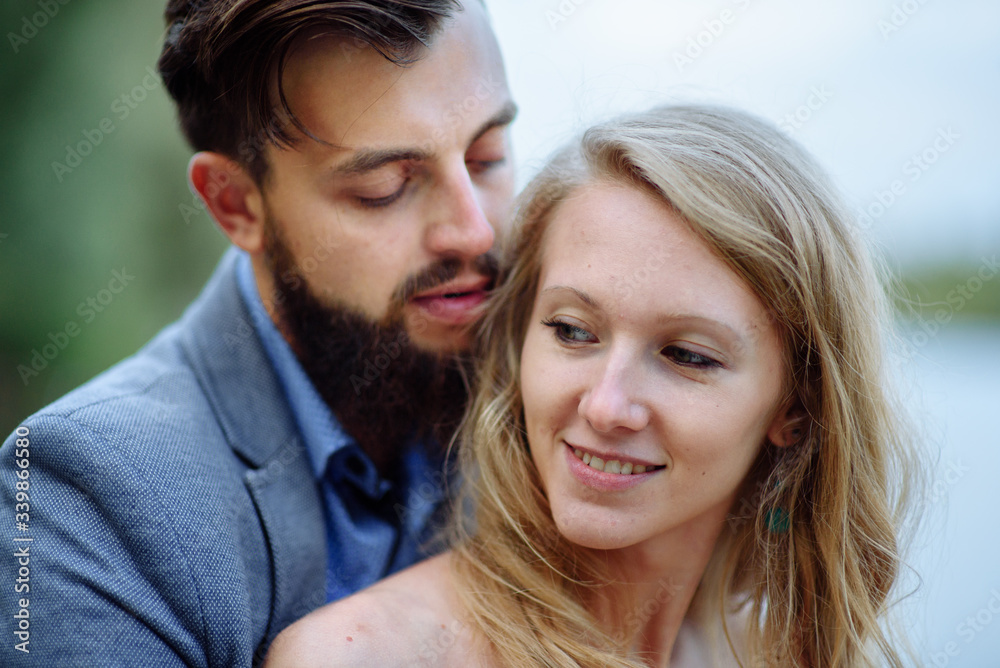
(663, 345, 720, 369)
(542, 318, 596, 344)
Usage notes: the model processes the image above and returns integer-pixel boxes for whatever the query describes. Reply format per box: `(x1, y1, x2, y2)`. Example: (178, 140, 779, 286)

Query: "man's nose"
(424, 167, 495, 260)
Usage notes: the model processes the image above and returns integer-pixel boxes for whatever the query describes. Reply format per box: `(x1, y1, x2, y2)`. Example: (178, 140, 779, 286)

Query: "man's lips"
(409, 276, 492, 324)
(411, 275, 492, 300)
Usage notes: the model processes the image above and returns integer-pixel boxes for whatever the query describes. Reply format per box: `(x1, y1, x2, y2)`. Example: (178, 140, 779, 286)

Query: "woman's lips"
(563, 442, 665, 491)
(566, 442, 666, 474)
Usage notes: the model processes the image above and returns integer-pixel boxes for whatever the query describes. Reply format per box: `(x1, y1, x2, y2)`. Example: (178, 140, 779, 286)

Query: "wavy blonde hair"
(451, 104, 919, 667)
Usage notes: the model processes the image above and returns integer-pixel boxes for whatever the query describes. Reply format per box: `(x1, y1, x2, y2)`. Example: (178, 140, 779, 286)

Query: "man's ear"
(188, 152, 266, 253)
(767, 397, 808, 448)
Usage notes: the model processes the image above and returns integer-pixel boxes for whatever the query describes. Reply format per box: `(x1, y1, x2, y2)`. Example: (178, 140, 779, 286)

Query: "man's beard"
(262, 221, 497, 475)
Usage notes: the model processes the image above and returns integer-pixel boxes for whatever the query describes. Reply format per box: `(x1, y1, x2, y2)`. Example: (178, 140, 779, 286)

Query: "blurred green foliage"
(895, 261, 1000, 325)
(1, 0, 227, 436)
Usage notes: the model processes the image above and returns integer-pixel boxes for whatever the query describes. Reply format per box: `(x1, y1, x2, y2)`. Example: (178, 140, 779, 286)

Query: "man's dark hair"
(157, 0, 462, 181)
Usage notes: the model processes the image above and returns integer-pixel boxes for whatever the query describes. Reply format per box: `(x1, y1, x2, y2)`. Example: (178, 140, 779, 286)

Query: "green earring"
(765, 506, 790, 533)
(765, 476, 791, 533)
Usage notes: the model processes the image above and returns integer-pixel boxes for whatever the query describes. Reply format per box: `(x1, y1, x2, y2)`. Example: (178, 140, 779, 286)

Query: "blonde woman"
(265, 104, 918, 667)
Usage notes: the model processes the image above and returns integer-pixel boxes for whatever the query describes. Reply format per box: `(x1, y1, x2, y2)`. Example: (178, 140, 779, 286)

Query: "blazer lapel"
(244, 436, 327, 658)
(177, 248, 328, 658)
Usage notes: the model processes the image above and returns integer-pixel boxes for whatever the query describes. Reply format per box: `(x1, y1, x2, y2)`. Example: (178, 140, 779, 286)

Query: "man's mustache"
(392, 253, 500, 306)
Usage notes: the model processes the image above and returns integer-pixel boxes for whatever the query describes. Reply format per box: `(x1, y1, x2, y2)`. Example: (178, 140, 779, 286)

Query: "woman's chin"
(551, 512, 638, 552)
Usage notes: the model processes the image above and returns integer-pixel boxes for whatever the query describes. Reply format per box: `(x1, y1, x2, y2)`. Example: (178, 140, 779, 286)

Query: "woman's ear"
(188, 151, 266, 253)
(767, 398, 807, 448)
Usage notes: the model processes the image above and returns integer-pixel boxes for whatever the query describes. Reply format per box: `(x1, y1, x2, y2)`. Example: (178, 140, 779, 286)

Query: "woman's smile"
(563, 441, 666, 492)
(567, 441, 667, 474)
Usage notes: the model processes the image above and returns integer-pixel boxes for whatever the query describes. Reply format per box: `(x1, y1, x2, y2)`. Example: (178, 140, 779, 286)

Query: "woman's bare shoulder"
(263, 552, 481, 668)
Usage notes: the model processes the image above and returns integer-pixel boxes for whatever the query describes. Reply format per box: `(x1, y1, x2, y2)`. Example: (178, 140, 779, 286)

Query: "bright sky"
(489, 0, 1000, 266)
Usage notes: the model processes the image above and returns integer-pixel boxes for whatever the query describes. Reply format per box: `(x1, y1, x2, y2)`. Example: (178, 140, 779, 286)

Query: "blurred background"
(1, 0, 997, 663)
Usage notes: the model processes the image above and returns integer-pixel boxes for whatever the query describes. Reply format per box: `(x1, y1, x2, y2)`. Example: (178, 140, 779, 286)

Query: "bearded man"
(0, 1, 516, 665)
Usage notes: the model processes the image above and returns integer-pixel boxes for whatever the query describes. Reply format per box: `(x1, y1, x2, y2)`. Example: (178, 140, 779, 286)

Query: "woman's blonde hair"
(451, 104, 918, 667)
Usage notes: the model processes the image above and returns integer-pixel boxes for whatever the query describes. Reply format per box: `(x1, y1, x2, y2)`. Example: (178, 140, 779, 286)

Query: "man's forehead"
(274, 4, 511, 161)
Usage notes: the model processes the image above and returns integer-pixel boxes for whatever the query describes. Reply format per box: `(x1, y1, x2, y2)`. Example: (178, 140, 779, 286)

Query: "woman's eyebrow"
(540, 285, 599, 309)
(655, 313, 747, 348)
(540, 284, 749, 347)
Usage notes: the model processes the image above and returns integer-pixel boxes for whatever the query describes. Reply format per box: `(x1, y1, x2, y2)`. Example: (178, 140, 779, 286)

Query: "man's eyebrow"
(470, 100, 518, 145)
(333, 148, 430, 176)
(331, 101, 518, 177)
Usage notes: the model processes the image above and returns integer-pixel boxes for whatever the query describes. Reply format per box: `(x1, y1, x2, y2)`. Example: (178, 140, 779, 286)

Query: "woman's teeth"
(572, 448, 660, 475)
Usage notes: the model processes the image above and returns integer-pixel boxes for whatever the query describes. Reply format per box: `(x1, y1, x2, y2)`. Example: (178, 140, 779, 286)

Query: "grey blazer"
(1, 249, 327, 667)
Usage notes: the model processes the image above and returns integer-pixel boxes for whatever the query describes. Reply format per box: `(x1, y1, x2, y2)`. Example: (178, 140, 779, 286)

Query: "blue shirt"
(235, 252, 448, 602)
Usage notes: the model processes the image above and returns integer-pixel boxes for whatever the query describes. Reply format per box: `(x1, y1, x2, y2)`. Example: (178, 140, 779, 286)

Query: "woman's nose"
(577, 359, 650, 433)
